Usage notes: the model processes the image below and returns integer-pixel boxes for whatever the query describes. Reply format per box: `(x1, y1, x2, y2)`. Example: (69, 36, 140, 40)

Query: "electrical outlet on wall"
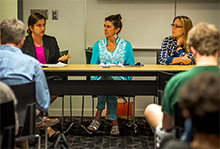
(52, 9, 58, 20)
(30, 9, 48, 19)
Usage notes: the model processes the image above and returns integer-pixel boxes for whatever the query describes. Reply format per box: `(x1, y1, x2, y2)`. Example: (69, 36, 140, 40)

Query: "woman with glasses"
(87, 14, 135, 136)
(159, 16, 195, 65)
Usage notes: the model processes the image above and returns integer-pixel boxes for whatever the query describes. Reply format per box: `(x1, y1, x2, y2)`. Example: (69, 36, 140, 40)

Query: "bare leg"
(112, 120, 118, 126)
(94, 109, 103, 122)
(144, 104, 163, 130)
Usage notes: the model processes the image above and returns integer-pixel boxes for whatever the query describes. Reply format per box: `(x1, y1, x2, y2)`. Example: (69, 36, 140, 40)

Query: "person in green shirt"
(144, 22, 219, 149)
(164, 73, 220, 149)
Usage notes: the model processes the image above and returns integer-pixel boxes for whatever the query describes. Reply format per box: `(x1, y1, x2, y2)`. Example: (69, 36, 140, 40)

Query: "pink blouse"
(35, 45, 47, 64)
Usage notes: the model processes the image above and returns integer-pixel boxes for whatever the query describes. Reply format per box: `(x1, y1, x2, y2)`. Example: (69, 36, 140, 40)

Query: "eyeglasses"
(171, 24, 183, 28)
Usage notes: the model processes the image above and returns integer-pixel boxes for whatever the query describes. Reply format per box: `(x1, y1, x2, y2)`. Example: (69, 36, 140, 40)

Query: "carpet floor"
(33, 117, 154, 149)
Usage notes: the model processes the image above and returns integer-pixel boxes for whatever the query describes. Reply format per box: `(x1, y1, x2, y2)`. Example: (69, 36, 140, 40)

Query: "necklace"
(34, 41, 43, 47)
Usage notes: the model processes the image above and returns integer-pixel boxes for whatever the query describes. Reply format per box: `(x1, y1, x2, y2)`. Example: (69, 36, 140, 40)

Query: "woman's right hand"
(58, 54, 72, 62)
(176, 36, 184, 52)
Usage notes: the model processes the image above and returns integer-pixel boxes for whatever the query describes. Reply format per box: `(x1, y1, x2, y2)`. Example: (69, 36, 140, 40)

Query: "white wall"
(23, 0, 86, 65)
(0, 0, 17, 46)
(176, 1, 219, 29)
(86, 0, 174, 49)
(0, 0, 17, 22)
(21, 0, 220, 117)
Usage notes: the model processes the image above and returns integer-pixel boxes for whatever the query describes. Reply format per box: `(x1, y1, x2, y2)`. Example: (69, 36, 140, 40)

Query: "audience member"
(164, 73, 220, 149)
(0, 82, 18, 135)
(0, 18, 59, 142)
(159, 16, 195, 65)
(145, 22, 219, 148)
(87, 14, 135, 136)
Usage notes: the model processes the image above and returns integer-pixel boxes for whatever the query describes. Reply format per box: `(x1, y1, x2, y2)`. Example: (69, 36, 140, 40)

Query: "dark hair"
(105, 14, 122, 34)
(27, 13, 46, 34)
(179, 73, 220, 136)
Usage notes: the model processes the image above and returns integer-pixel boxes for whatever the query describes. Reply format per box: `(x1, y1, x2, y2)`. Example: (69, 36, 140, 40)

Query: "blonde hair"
(187, 22, 220, 56)
(173, 16, 193, 53)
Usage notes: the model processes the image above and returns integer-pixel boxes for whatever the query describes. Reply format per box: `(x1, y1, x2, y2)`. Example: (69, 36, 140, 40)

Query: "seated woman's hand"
(182, 55, 191, 64)
(177, 36, 184, 53)
(58, 54, 72, 62)
(177, 36, 184, 46)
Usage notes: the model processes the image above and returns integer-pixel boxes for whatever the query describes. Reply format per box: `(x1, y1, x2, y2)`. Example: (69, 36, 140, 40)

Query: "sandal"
(110, 125, 120, 136)
(87, 120, 100, 132)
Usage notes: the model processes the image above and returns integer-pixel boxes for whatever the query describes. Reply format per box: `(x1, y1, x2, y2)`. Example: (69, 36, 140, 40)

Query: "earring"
(114, 34, 118, 38)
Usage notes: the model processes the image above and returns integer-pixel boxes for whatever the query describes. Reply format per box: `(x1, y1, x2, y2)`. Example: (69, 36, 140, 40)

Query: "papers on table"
(99, 62, 145, 67)
(41, 62, 67, 67)
(99, 63, 124, 67)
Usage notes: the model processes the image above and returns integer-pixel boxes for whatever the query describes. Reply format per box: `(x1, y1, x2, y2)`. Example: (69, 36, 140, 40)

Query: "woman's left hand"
(182, 54, 191, 64)
(58, 54, 72, 61)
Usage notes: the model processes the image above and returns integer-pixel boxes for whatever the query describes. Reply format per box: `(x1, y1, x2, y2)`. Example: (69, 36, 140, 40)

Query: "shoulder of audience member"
(167, 70, 190, 86)
(22, 52, 41, 65)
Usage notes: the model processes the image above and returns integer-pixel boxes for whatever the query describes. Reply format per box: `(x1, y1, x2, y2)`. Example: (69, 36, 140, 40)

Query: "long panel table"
(43, 64, 194, 98)
(43, 64, 195, 147)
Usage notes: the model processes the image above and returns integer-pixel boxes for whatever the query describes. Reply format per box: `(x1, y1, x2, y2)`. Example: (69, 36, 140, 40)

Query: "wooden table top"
(43, 64, 195, 71)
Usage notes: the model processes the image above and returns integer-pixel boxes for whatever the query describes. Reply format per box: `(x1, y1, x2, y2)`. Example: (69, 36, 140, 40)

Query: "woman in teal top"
(87, 14, 135, 136)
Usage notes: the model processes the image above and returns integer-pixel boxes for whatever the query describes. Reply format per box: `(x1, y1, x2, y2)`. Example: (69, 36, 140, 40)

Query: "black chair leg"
(81, 95, 84, 124)
(63, 96, 74, 134)
(49, 96, 70, 148)
(92, 96, 94, 120)
(70, 96, 72, 122)
(127, 97, 130, 120)
(126, 96, 138, 133)
(81, 95, 93, 134)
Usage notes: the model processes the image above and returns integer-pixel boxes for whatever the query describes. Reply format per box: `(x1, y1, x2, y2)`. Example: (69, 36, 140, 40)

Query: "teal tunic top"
(90, 37, 135, 80)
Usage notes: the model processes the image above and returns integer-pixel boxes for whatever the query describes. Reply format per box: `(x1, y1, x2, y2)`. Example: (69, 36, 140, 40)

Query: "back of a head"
(187, 22, 220, 56)
(0, 18, 25, 45)
(179, 73, 220, 136)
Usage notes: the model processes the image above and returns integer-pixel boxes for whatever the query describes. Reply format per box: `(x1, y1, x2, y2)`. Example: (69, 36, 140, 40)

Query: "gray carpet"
(34, 117, 154, 149)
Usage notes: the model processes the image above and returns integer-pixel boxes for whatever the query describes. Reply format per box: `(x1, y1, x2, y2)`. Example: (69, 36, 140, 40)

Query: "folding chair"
(158, 71, 176, 104)
(0, 100, 15, 148)
(10, 82, 41, 149)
